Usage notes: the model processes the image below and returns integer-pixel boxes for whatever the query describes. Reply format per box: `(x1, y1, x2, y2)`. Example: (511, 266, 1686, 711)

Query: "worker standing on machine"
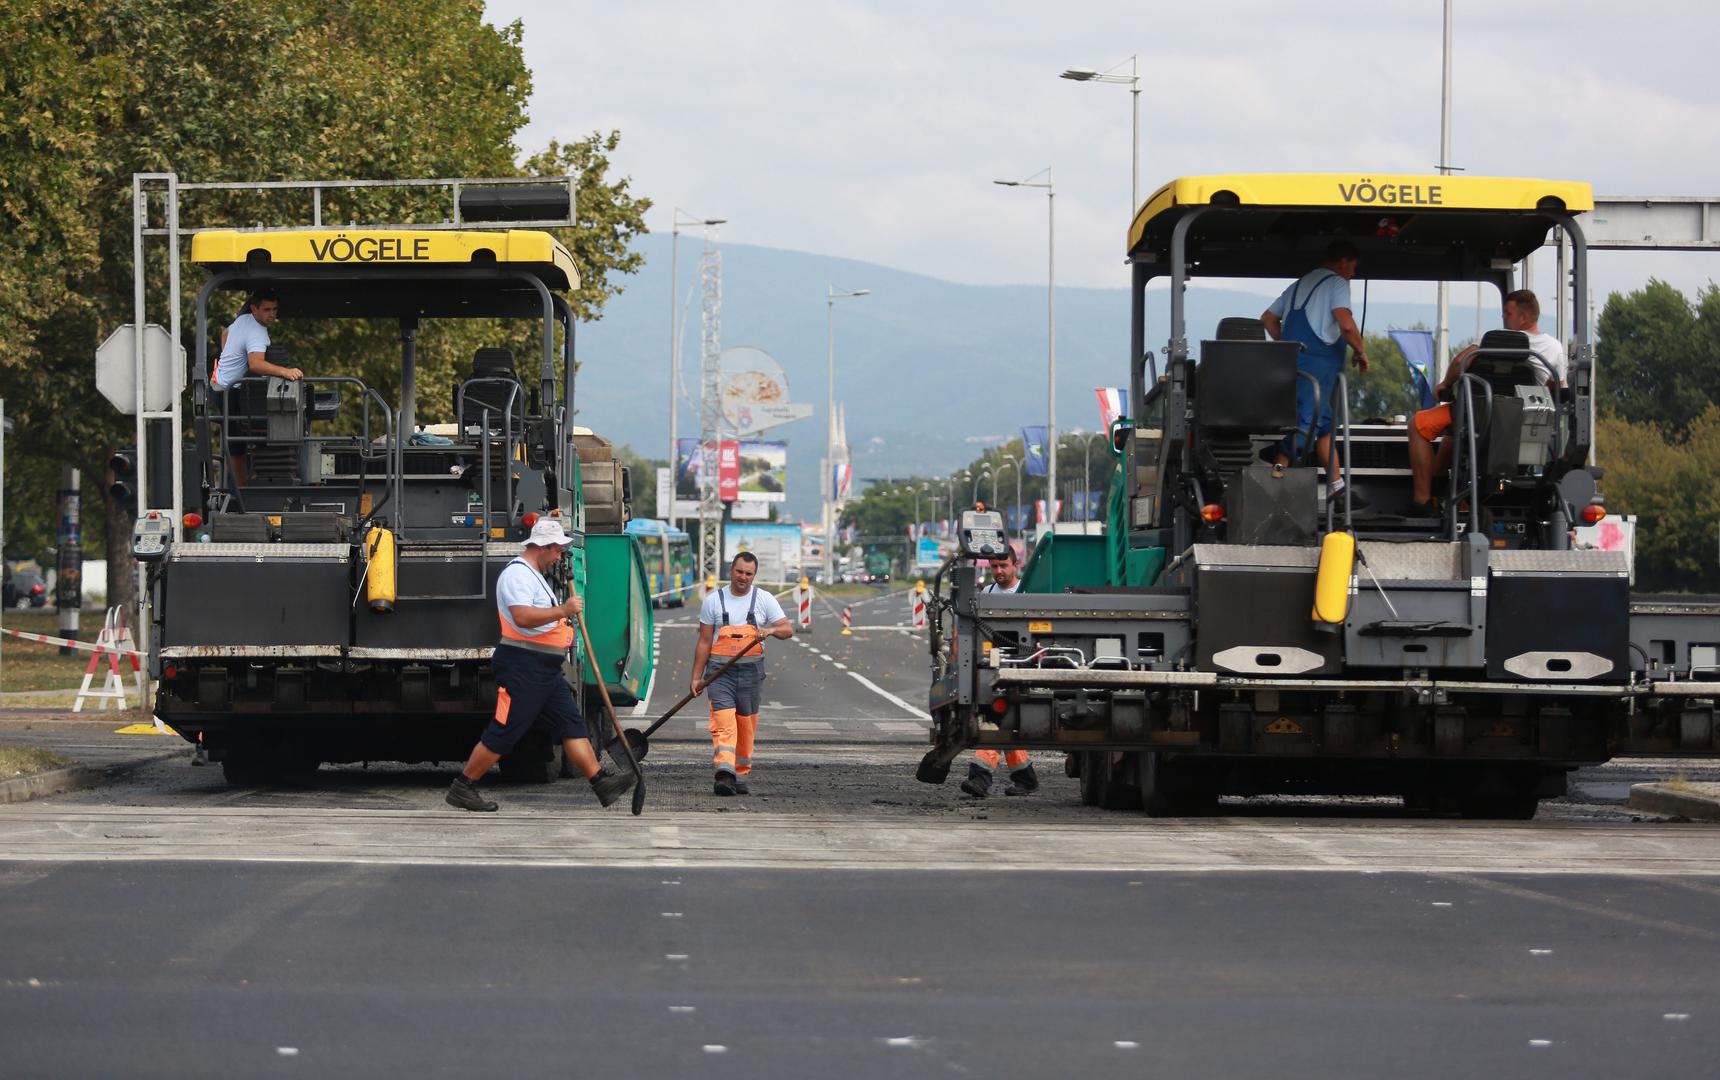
(691, 551, 793, 796)
(1261, 240, 1370, 507)
(960, 547, 1040, 798)
(446, 518, 636, 813)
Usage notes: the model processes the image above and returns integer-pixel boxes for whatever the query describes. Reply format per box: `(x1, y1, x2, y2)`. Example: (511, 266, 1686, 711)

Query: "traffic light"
(109, 446, 137, 507)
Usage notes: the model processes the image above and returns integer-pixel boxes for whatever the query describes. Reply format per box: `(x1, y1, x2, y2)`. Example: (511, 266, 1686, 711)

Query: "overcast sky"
(489, 1, 1720, 306)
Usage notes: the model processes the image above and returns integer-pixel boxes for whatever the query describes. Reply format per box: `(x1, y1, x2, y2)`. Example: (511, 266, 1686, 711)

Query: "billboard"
(676, 438, 787, 507)
(725, 523, 803, 584)
(720, 346, 814, 436)
(735, 440, 786, 502)
(915, 536, 943, 570)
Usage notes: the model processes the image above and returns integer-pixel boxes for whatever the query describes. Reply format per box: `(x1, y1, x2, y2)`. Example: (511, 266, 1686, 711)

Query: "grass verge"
(0, 746, 73, 779)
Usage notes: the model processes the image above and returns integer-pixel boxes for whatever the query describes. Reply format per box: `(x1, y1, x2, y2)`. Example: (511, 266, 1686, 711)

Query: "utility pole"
(1434, 0, 1454, 383)
(697, 227, 724, 591)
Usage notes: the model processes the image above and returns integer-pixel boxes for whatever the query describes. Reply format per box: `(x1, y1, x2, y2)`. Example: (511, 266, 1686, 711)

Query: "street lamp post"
(1060, 55, 1141, 218)
(996, 458, 1021, 531)
(971, 467, 991, 508)
(824, 285, 870, 585)
(669, 209, 724, 528)
(995, 170, 1057, 535)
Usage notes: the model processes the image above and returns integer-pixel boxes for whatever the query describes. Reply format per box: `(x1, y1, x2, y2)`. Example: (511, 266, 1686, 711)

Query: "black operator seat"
(457, 347, 526, 432)
(1454, 330, 1557, 479)
(1190, 318, 1302, 480)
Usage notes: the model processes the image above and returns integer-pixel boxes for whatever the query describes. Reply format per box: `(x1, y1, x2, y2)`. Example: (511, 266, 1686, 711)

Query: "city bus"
(626, 518, 695, 606)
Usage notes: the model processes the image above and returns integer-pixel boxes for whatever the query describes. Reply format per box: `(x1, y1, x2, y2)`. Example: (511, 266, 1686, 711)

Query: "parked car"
(4, 566, 47, 609)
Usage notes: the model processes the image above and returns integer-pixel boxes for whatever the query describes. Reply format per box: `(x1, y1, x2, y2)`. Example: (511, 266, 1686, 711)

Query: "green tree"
(1596, 406, 1720, 593)
(0, 2, 651, 601)
(1596, 279, 1720, 432)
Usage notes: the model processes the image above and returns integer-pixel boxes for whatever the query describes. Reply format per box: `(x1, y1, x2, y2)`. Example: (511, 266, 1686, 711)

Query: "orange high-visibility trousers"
(974, 749, 1030, 772)
(706, 660, 763, 778)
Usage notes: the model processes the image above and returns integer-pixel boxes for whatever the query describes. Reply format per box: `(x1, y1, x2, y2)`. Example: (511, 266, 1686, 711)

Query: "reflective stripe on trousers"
(974, 748, 1030, 772)
(709, 707, 758, 777)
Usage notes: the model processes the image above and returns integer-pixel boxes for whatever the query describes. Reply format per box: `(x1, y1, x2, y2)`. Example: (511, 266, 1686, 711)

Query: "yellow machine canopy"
(1127, 173, 1594, 283)
(191, 228, 578, 318)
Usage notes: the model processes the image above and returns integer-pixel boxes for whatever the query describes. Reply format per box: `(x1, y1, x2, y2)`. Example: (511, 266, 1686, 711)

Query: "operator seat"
(456, 347, 525, 433)
(1453, 329, 1558, 481)
(1192, 319, 1301, 479)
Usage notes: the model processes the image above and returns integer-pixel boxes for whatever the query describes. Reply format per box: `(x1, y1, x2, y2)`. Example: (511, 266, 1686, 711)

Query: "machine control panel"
(132, 511, 172, 561)
(958, 509, 1010, 560)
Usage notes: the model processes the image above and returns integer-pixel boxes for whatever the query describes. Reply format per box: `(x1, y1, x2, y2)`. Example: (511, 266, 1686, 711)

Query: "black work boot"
(447, 775, 498, 812)
(733, 776, 751, 795)
(589, 767, 636, 808)
(959, 763, 993, 798)
(714, 771, 738, 797)
(1004, 763, 1041, 796)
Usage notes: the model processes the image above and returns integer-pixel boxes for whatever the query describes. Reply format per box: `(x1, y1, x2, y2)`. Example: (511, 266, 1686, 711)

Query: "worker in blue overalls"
(1261, 240, 1370, 507)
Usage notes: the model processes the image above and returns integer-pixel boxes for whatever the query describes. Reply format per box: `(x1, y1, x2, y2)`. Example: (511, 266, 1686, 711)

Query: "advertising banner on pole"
(718, 440, 741, 502)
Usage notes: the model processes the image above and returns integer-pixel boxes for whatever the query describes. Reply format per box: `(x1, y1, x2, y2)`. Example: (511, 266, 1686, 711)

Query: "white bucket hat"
(524, 518, 574, 548)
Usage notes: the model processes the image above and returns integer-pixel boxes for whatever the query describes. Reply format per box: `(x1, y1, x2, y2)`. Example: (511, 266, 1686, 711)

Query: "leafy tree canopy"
(1596, 279, 1720, 434)
(0, 0, 651, 561)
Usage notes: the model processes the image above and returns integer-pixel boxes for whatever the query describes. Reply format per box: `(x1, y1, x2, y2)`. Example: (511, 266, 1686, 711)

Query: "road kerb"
(0, 764, 102, 805)
(1628, 782, 1720, 822)
(0, 749, 183, 806)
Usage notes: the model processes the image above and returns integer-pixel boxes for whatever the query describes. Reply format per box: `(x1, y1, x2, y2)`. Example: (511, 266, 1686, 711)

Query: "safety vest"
(711, 587, 764, 663)
(497, 558, 574, 656)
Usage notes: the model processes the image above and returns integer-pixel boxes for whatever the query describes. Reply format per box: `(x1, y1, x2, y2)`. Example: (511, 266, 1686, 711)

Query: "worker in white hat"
(447, 517, 635, 812)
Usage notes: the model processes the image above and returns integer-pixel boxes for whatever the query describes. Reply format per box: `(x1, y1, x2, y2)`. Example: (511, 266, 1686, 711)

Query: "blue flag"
(1389, 329, 1437, 410)
(1021, 425, 1049, 477)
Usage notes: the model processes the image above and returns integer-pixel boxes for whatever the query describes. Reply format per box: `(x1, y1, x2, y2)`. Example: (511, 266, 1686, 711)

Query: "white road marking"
(630, 647, 661, 717)
(784, 722, 835, 732)
(874, 721, 925, 733)
(833, 663, 848, 670)
(847, 671, 929, 719)
(818, 653, 834, 662)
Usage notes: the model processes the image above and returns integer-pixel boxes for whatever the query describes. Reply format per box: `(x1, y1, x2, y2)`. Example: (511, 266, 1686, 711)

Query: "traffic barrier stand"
(73, 608, 147, 713)
(797, 577, 813, 633)
(912, 581, 927, 629)
(841, 606, 853, 635)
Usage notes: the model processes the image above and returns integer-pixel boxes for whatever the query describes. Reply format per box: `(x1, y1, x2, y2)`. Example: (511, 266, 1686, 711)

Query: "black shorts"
(481, 644, 586, 754)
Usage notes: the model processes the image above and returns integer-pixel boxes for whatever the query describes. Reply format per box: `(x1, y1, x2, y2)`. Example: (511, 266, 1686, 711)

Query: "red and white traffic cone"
(841, 606, 853, 635)
(798, 577, 813, 633)
(912, 581, 927, 629)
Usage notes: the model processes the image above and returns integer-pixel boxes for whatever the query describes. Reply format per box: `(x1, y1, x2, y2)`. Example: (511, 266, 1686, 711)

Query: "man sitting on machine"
(1407, 289, 1567, 514)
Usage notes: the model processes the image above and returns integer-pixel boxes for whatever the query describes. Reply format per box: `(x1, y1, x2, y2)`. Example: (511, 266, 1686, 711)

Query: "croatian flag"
(1095, 386, 1127, 432)
(831, 462, 852, 502)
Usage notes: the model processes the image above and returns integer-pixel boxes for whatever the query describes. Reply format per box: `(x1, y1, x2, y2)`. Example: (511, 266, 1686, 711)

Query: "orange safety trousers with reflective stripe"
(709, 707, 757, 778)
(974, 749, 1030, 772)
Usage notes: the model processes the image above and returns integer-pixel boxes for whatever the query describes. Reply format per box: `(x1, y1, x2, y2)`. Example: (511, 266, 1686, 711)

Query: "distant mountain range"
(577, 233, 1483, 522)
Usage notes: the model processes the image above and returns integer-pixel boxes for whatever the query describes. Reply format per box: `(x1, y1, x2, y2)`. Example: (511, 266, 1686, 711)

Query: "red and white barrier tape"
(0, 626, 142, 657)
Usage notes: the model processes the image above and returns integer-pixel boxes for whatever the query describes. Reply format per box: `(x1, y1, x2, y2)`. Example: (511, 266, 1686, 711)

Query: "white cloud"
(490, 0, 1720, 302)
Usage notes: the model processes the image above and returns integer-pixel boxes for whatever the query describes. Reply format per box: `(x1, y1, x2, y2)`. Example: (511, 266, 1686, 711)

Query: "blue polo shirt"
(214, 312, 271, 390)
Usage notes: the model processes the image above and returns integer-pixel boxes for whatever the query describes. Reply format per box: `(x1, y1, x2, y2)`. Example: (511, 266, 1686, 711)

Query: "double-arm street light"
(972, 467, 994, 509)
(1060, 56, 1142, 218)
(824, 285, 870, 584)
(1076, 431, 1107, 531)
(995, 169, 1057, 531)
(668, 209, 724, 527)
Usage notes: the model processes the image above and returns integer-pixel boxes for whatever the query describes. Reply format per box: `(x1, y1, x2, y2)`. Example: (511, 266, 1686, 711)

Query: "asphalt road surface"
(2, 586, 1718, 1077)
